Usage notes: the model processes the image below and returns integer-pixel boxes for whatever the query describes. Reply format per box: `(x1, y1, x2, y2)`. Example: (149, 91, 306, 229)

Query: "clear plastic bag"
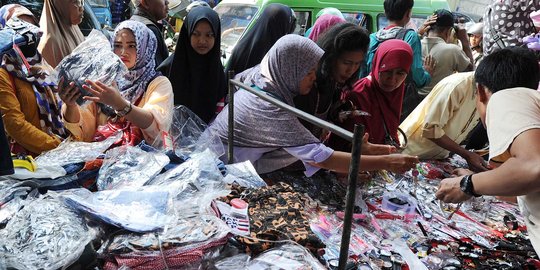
(169, 106, 224, 157)
(0, 181, 35, 224)
(97, 145, 170, 190)
(0, 194, 96, 270)
(61, 187, 171, 233)
(35, 132, 121, 167)
(247, 244, 326, 270)
(100, 215, 230, 254)
(55, 30, 127, 105)
(214, 254, 251, 270)
(223, 161, 266, 188)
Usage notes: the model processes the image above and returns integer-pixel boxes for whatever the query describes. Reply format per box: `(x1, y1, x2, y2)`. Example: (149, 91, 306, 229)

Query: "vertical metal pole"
(227, 70, 235, 164)
(338, 124, 364, 270)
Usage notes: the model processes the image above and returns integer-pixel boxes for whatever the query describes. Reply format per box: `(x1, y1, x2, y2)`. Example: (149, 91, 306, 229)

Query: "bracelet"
(115, 102, 133, 118)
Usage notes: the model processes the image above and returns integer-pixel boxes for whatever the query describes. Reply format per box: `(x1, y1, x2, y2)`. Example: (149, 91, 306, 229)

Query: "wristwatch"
(115, 102, 133, 117)
(460, 174, 481, 197)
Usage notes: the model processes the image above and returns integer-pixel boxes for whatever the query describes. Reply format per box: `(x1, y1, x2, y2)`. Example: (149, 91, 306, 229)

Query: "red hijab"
(342, 39, 413, 145)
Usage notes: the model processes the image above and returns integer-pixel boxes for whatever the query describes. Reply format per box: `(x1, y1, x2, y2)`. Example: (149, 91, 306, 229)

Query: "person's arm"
(316, 151, 419, 174)
(405, 33, 431, 88)
(454, 27, 474, 71)
(0, 71, 61, 154)
(436, 128, 540, 203)
(136, 77, 174, 143)
(82, 80, 154, 129)
(429, 135, 488, 172)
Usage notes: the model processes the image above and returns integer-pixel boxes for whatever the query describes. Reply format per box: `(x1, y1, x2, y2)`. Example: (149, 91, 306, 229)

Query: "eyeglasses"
(71, 0, 84, 7)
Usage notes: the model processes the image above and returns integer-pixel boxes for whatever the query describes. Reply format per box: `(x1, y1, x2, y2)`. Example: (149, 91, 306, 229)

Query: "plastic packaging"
(35, 132, 121, 167)
(247, 244, 326, 270)
(169, 106, 224, 157)
(100, 215, 230, 254)
(214, 254, 251, 270)
(56, 30, 127, 105)
(97, 145, 170, 190)
(0, 194, 96, 270)
(61, 187, 170, 233)
(223, 161, 267, 188)
(382, 191, 417, 215)
(0, 181, 34, 224)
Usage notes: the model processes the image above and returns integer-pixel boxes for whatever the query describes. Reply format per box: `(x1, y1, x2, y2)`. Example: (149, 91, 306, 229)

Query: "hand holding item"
(82, 80, 128, 111)
(57, 76, 81, 107)
(436, 176, 471, 203)
(386, 154, 419, 174)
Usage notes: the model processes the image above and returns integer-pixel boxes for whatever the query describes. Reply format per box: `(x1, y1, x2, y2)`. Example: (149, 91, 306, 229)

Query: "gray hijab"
(210, 34, 324, 148)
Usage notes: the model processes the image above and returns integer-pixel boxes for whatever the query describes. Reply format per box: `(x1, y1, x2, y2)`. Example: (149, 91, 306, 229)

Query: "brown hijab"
(38, 0, 84, 67)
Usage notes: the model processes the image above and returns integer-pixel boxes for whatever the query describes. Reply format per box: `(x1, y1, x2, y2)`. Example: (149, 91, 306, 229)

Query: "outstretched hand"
(82, 80, 127, 110)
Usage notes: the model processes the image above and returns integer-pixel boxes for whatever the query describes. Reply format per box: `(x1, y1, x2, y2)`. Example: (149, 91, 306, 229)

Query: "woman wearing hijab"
(307, 14, 346, 42)
(60, 20, 173, 146)
(209, 35, 418, 176)
(38, 0, 85, 68)
(0, 6, 67, 156)
(225, 3, 296, 75)
(304, 7, 345, 38)
(163, 6, 226, 124)
(328, 39, 413, 151)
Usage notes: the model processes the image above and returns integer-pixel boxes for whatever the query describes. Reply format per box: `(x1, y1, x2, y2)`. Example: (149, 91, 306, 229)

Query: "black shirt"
(0, 116, 14, 176)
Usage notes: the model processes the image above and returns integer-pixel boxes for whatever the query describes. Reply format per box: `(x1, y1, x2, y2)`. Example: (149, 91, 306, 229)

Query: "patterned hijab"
(113, 20, 160, 104)
(210, 35, 324, 148)
(0, 4, 38, 28)
(1, 7, 67, 138)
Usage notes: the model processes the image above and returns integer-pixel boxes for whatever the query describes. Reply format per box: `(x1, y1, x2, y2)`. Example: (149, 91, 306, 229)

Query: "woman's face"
(377, 68, 408, 92)
(68, 0, 84, 25)
(190, 20, 215, 55)
(113, 29, 137, 69)
(299, 66, 318, 95)
(332, 50, 365, 84)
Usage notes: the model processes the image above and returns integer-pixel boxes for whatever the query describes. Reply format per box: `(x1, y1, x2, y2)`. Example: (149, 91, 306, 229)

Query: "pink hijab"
(308, 14, 346, 42)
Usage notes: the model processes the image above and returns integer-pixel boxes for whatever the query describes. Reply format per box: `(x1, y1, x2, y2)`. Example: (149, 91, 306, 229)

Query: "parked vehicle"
(87, 0, 113, 27)
(215, 0, 450, 64)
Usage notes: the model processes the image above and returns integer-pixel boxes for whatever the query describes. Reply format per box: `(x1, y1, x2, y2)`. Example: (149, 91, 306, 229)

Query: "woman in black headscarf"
(164, 6, 226, 123)
(225, 3, 296, 75)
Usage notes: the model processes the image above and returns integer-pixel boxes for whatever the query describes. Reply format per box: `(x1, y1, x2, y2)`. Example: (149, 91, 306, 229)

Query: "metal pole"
(230, 80, 354, 142)
(338, 124, 364, 270)
(227, 71, 235, 164)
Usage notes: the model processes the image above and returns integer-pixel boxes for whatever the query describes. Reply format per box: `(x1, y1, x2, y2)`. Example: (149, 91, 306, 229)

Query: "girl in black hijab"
(166, 6, 226, 123)
(225, 3, 296, 75)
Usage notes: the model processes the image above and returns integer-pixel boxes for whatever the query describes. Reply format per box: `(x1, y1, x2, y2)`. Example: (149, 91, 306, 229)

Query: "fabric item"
(420, 37, 471, 95)
(63, 76, 173, 146)
(224, 142, 333, 175)
(483, 0, 537, 56)
(0, 69, 63, 154)
(0, 4, 38, 27)
(364, 26, 431, 88)
(103, 236, 228, 270)
(307, 14, 346, 42)
(485, 87, 540, 253)
(93, 120, 144, 147)
(400, 72, 479, 159)
(38, 0, 85, 68)
(220, 183, 326, 255)
(225, 3, 295, 75)
(113, 21, 160, 105)
(304, 7, 344, 37)
(165, 7, 226, 123)
(130, 13, 169, 67)
(209, 34, 324, 149)
(0, 117, 14, 176)
(329, 39, 413, 150)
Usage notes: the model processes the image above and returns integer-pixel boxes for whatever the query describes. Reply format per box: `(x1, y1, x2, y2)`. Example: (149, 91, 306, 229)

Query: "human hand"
(57, 77, 81, 107)
(362, 133, 397, 155)
(82, 80, 127, 110)
(455, 26, 469, 42)
(418, 14, 437, 36)
(423, 55, 436, 77)
(385, 154, 419, 174)
(436, 176, 471, 203)
(464, 151, 489, 172)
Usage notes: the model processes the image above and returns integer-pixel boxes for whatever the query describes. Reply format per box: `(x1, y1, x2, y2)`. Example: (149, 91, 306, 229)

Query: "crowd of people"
(1, 0, 540, 256)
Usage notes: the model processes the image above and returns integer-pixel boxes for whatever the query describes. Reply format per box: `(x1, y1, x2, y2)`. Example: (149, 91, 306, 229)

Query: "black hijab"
(224, 3, 295, 75)
(166, 6, 226, 124)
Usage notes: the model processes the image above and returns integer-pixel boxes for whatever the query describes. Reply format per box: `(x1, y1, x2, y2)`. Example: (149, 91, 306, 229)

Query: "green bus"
(215, 0, 450, 63)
